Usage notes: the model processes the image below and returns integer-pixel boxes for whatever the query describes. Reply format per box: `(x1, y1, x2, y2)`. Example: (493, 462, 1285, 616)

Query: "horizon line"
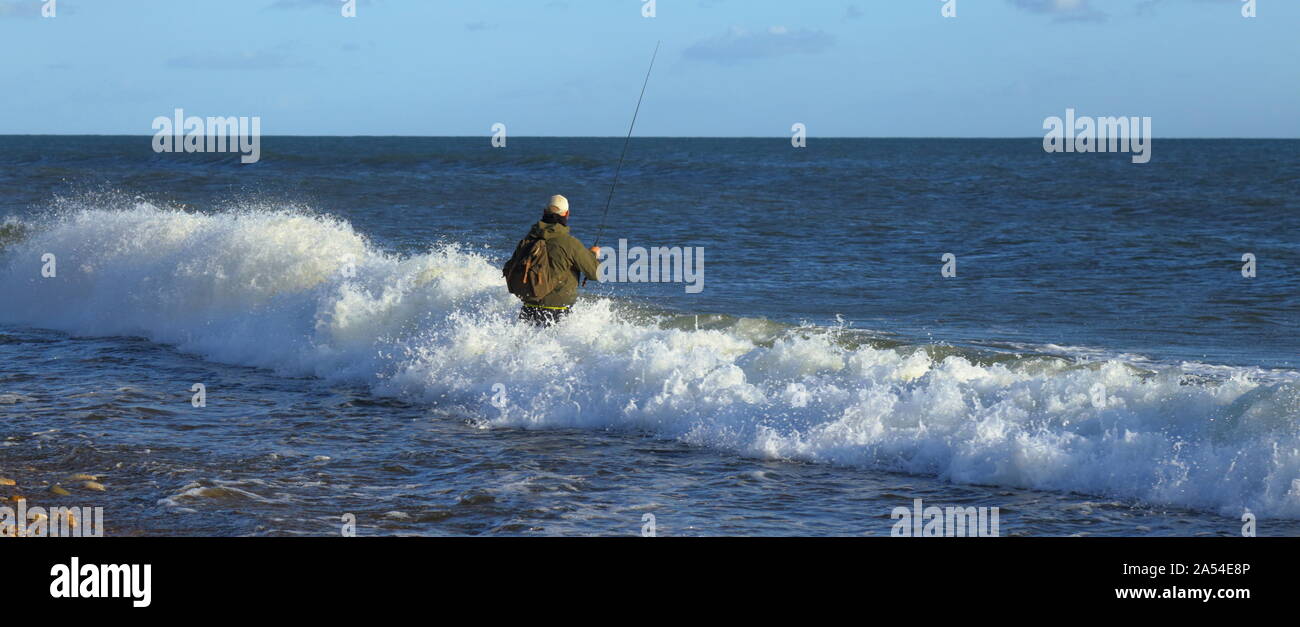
(2, 134, 1298, 140)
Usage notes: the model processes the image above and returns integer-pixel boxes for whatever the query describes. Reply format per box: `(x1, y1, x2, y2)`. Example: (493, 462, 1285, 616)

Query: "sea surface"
(1, 136, 1297, 536)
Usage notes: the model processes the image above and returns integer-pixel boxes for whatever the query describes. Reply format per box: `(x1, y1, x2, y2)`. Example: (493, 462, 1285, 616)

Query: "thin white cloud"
(0, 1, 41, 18)
(684, 26, 834, 64)
(1007, 0, 1108, 22)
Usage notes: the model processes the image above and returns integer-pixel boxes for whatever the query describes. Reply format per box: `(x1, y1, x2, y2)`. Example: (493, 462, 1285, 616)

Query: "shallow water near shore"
(2, 325, 1291, 537)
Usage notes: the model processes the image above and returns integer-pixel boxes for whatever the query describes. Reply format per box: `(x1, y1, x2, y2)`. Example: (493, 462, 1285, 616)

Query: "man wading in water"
(502, 195, 602, 326)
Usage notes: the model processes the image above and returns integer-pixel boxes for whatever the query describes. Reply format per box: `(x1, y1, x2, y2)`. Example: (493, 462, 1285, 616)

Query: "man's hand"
(590, 246, 601, 257)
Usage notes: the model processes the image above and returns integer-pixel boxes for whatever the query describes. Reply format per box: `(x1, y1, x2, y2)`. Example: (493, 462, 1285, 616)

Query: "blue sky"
(0, 0, 1295, 136)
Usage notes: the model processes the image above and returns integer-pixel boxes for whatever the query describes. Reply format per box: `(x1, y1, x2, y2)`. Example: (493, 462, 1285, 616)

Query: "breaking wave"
(2, 201, 1297, 518)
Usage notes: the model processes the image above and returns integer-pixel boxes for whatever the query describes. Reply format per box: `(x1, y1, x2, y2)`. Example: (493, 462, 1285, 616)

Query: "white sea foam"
(3, 204, 1298, 518)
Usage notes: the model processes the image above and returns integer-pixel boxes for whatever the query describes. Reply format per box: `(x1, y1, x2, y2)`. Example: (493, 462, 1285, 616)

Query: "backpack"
(503, 237, 559, 301)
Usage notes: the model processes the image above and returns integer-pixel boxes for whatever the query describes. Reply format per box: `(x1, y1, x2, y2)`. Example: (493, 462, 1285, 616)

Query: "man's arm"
(570, 238, 601, 281)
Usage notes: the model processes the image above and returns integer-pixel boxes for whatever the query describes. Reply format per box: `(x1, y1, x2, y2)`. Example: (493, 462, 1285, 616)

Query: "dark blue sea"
(1, 136, 1297, 536)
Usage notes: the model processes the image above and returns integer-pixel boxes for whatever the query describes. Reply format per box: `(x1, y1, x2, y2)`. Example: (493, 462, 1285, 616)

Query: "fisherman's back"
(502, 194, 602, 326)
(514, 220, 598, 309)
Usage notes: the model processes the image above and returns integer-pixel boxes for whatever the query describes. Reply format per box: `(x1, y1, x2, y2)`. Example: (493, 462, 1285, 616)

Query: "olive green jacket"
(512, 220, 600, 308)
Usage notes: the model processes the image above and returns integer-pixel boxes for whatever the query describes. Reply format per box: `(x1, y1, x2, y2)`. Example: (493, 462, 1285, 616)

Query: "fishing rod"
(593, 40, 660, 249)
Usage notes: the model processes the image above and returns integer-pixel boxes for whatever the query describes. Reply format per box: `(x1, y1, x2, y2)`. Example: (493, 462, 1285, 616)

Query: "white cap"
(547, 194, 569, 215)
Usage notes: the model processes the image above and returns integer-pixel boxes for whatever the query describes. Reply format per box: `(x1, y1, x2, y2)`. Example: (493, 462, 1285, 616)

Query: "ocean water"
(0, 136, 1297, 536)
